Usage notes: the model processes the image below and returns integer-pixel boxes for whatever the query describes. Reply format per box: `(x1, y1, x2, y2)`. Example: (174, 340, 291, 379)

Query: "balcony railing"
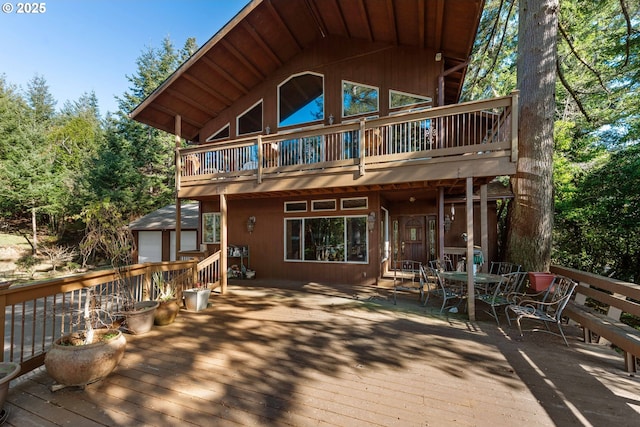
(1, 254, 221, 376)
(177, 93, 518, 188)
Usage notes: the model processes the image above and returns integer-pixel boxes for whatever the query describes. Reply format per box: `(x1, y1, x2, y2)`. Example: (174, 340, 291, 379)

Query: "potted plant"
(152, 272, 180, 326)
(44, 287, 127, 391)
(0, 361, 20, 421)
(79, 201, 158, 335)
(183, 283, 211, 312)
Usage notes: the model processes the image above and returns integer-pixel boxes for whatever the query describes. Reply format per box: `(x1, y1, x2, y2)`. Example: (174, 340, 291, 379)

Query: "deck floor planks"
(4, 281, 640, 426)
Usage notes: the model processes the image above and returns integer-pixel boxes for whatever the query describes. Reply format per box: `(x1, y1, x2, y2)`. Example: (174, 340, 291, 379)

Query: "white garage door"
(138, 231, 163, 263)
(170, 230, 197, 261)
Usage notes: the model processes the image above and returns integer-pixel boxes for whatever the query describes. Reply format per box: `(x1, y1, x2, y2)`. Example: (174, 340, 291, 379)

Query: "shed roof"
(129, 204, 199, 231)
(130, 0, 484, 142)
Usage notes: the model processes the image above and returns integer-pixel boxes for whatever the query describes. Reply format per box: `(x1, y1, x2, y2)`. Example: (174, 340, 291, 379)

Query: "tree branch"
(619, 0, 631, 67)
(556, 59, 592, 122)
(558, 21, 609, 93)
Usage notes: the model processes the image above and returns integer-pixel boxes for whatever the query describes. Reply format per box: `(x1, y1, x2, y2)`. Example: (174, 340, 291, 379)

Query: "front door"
(391, 215, 436, 268)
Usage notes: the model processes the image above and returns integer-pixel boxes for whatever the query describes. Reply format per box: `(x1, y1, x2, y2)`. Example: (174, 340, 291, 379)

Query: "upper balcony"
(176, 93, 518, 199)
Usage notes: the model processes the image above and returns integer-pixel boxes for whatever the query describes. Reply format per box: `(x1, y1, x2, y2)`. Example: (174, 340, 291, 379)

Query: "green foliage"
(466, 0, 640, 280)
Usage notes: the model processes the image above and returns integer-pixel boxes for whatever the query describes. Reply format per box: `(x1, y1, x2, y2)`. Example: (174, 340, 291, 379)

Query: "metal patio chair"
(489, 261, 522, 275)
(423, 266, 465, 313)
(505, 275, 578, 346)
(393, 260, 424, 305)
(475, 271, 528, 324)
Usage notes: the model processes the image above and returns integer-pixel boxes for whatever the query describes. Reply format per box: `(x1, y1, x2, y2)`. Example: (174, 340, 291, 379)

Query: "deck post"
(466, 177, 476, 321)
(175, 115, 182, 260)
(220, 193, 228, 294)
(438, 188, 445, 262)
(480, 184, 488, 273)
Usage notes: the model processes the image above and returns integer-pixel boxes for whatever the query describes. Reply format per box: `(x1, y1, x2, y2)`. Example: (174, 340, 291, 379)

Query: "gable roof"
(129, 203, 199, 231)
(130, 0, 484, 142)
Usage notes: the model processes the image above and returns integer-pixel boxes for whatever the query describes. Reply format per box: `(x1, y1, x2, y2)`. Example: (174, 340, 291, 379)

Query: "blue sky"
(0, 0, 247, 115)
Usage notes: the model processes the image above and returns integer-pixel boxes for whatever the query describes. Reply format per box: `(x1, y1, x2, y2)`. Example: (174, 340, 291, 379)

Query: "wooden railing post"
(510, 90, 519, 163)
(359, 120, 366, 176)
(257, 135, 263, 184)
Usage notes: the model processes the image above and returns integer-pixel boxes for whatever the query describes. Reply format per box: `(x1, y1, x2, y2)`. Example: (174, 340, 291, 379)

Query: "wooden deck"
(4, 280, 639, 426)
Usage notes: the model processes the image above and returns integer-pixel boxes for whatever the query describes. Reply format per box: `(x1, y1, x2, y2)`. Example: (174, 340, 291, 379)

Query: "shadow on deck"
(4, 279, 639, 426)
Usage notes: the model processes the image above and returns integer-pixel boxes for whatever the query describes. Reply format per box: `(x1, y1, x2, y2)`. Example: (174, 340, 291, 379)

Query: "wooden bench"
(551, 266, 640, 375)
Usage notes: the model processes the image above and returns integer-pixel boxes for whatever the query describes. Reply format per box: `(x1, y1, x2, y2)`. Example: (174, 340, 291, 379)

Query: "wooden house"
(130, 0, 517, 287)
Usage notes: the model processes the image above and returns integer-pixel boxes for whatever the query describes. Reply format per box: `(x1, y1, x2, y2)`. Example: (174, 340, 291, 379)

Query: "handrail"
(177, 93, 517, 185)
(1, 260, 198, 376)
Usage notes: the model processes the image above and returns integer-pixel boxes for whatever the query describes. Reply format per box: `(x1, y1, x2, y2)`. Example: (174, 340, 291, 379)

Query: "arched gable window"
(278, 72, 324, 128)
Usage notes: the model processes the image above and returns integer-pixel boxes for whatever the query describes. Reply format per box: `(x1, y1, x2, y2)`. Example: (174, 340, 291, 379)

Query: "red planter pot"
(528, 272, 555, 292)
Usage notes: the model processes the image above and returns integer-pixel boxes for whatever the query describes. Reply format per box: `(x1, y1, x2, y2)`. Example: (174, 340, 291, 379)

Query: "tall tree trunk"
(506, 0, 558, 272)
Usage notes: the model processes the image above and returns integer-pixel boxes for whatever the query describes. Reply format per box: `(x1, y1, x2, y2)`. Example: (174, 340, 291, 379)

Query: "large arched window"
(278, 72, 324, 128)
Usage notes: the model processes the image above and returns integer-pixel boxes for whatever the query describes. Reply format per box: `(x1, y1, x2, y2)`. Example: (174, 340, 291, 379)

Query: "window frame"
(236, 99, 263, 136)
(202, 212, 221, 244)
(283, 215, 369, 264)
(342, 80, 380, 119)
(277, 71, 325, 129)
(205, 123, 230, 142)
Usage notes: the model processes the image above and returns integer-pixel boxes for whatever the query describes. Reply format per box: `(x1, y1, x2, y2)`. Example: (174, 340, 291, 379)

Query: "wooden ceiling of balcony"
(130, 0, 484, 142)
(219, 177, 508, 202)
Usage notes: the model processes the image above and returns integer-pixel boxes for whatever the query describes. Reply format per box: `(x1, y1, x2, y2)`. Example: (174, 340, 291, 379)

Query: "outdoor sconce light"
(444, 204, 455, 231)
(444, 214, 452, 231)
(367, 211, 376, 232)
(328, 114, 334, 125)
(265, 125, 271, 135)
(247, 216, 256, 233)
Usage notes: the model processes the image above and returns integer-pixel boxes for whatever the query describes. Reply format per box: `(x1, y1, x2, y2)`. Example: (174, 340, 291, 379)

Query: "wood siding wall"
(200, 37, 437, 143)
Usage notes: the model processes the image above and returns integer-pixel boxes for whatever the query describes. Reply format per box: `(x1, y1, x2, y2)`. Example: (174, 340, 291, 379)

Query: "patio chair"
(393, 260, 424, 304)
(429, 258, 454, 272)
(475, 271, 528, 325)
(505, 275, 578, 346)
(423, 266, 465, 313)
(489, 261, 522, 275)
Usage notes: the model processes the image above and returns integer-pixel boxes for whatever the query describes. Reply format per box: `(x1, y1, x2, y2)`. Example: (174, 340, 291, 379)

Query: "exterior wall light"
(367, 211, 376, 232)
(247, 216, 256, 233)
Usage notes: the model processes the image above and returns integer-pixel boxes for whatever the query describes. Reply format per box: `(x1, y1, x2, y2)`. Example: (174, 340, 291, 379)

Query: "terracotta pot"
(0, 362, 20, 413)
(123, 301, 160, 334)
(44, 329, 126, 391)
(154, 299, 180, 326)
(528, 272, 555, 292)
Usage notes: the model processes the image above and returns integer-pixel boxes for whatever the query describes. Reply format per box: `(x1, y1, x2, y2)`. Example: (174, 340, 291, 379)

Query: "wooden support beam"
(480, 184, 488, 273)
(466, 177, 475, 321)
(220, 193, 228, 294)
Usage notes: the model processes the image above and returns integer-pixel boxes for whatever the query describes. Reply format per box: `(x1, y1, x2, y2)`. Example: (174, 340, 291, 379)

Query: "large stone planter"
(44, 329, 126, 391)
(0, 361, 20, 421)
(123, 301, 160, 334)
(154, 299, 180, 326)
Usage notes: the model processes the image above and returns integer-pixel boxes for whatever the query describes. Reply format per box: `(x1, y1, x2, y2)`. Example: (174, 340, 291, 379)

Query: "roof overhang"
(130, 0, 485, 142)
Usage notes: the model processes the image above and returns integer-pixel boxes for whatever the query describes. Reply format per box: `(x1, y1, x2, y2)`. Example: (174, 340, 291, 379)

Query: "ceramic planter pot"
(154, 299, 180, 326)
(123, 301, 160, 334)
(184, 288, 211, 311)
(44, 329, 126, 391)
(0, 362, 20, 416)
